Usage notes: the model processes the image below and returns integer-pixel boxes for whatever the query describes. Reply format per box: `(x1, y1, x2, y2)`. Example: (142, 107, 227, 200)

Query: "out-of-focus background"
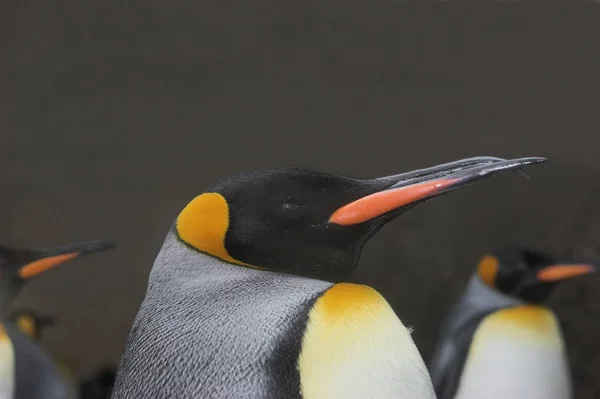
(2, 2, 600, 398)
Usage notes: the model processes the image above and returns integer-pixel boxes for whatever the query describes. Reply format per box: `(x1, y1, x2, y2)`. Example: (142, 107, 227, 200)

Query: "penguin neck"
(160, 230, 274, 284)
(462, 274, 525, 311)
(444, 274, 525, 335)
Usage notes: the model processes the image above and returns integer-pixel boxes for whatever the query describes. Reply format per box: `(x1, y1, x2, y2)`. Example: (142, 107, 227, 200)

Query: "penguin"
(428, 248, 600, 399)
(112, 156, 546, 399)
(9, 309, 82, 399)
(9, 310, 55, 343)
(0, 239, 115, 399)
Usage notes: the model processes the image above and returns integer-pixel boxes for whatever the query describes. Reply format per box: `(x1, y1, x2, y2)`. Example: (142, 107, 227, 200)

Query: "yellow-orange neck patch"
(468, 305, 563, 360)
(0, 324, 8, 342)
(176, 193, 253, 267)
(480, 305, 561, 344)
(477, 255, 499, 287)
(298, 283, 431, 398)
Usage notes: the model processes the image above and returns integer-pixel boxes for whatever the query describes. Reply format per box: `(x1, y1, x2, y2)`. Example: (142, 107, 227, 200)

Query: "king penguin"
(9, 309, 81, 399)
(0, 239, 115, 399)
(113, 156, 546, 399)
(9, 310, 55, 343)
(428, 247, 600, 399)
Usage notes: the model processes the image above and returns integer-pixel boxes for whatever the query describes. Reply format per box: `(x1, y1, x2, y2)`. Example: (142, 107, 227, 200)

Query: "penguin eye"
(276, 203, 306, 219)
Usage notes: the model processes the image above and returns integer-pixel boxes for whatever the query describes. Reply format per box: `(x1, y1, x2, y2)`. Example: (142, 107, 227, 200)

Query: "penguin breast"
(298, 283, 435, 399)
(454, 305, 572, 399)
(0, 325, 14, 398)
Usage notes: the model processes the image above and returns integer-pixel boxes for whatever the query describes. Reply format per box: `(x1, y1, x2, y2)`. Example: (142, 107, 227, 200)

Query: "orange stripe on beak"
(19, 253, 80, 279)
(537, 264, 595, 282)
(330, 178, 457, 226)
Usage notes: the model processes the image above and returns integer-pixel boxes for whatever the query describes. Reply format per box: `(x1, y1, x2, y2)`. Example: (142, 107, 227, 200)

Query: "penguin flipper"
(432, 310, 493, 399)
(298, 283, 435, 399)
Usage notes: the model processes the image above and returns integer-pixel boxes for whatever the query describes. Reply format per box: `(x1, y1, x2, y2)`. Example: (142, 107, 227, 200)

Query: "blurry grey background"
(2, 2, 600, 398)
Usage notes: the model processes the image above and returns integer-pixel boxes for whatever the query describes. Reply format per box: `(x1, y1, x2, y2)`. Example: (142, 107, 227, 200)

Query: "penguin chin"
(515, 283, 558, 304)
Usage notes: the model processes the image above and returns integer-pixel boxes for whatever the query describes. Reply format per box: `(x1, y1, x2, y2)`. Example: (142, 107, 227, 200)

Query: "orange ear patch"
(537, 264, 594, 282)
(477, 255, 499, 287)
(176, 193, 253, 267)
(16, 315, 36, 338)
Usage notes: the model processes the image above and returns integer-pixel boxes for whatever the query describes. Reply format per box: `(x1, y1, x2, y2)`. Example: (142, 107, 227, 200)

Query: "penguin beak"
(536, 262, 600, 282)
(18, 240, 116, 279)
(330, 156, 547, 226)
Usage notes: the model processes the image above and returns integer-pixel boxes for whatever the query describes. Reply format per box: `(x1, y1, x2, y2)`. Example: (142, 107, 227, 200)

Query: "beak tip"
(526, 157, 549, 164)
(511, 157, 549, 168)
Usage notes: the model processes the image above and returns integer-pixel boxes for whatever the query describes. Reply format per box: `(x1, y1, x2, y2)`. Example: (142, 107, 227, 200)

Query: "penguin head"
(0, 240, 116, 310)
(476, 248, 600, 302)
(9, 309, 55, 342)
(176, 156, 545, 282)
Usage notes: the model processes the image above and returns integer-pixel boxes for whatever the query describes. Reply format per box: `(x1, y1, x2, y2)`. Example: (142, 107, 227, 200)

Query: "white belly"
(0, 327, 14, 399)
(454, 306, 572, 399)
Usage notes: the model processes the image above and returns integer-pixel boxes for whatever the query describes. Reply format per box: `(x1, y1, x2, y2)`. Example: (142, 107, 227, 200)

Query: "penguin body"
(428, 275, 522, 398)
(4, 324, 70, 399)
(113, 157, 546, 398)
(0, 325, 14, 399)
(453, 304, 570, 399)
(116, 232, 432, 398)
(10, 310, 81, 399)
(298, 282, 431, 399)
(429, 249, 598, 399)
(119, 233, 332, 398)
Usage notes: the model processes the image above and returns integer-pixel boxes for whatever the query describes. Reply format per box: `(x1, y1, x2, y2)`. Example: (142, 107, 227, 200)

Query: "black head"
(476, 247, 600, 303)
(176, 157, 546, 282)
(0, 240, 116, 312)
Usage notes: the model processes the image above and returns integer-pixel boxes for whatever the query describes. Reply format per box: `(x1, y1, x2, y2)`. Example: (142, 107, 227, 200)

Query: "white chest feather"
(298, 283, 436, 399)
(455, 306, 572, 399)
(0, 326, 14, 399)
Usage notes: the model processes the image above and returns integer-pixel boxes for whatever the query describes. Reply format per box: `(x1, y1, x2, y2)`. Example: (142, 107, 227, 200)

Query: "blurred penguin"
(429, 248, 599, 399)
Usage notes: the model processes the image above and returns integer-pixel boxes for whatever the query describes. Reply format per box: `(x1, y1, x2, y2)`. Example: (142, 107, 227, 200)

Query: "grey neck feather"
(113, 229, 335, 398)
(459, 274, 523, 316)
(443, 273, 524, 334)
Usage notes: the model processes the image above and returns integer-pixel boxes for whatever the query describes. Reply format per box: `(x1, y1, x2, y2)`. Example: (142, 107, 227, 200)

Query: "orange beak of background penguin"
(330, 156, 548, 226)
(18, 240, 115, 279)
(536, 263, 600, 282)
